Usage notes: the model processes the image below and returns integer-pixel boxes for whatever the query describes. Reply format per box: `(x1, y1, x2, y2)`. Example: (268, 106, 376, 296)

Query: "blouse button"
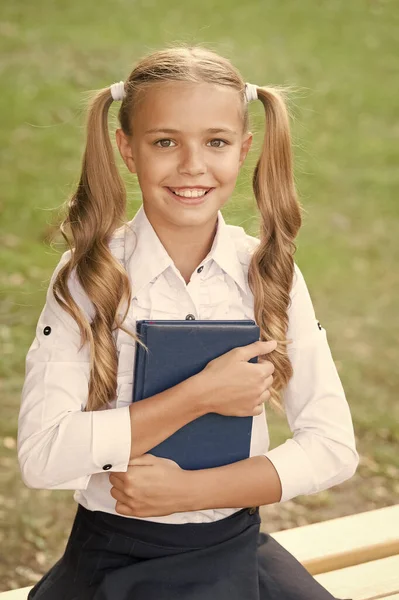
(248, 507, 257, 515)
(102, 464, 112, 470)
(43, 326, 52, 335)
(197, 266, 204, 273)
(185, 314, 196, 320)
(317, 321, 322, 330)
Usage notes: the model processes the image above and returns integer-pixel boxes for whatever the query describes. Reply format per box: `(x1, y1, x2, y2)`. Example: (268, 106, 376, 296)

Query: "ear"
(239, 132, 253, 167)
(115, 128, 137, 174)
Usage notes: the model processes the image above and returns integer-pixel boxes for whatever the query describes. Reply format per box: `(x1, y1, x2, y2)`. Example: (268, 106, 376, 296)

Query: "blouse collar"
(124, 203, 248, 298)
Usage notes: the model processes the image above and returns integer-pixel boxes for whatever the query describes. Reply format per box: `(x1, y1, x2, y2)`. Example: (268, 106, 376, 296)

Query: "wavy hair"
(53, 43, 302, 413)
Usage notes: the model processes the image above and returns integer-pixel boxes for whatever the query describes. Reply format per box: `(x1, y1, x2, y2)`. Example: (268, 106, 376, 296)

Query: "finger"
(239, 340, 277, 362)
(260, 361, 275, 376)
(253, 404, 264, 416)
(115, 501, 136, 516)
(109, 471, 125, 483)
(260, 388, 271, 402)
(109, 474, 126, 491)
(263, 374, 274, 388)
(110, 485, 132, 505)
(128, 454, 157, 466)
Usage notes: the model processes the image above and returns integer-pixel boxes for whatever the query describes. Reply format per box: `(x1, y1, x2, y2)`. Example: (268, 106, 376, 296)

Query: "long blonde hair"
(53, 44, 302, 413)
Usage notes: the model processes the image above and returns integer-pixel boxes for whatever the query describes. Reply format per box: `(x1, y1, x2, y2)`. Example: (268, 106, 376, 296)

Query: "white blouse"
(17, 204, 359, 524)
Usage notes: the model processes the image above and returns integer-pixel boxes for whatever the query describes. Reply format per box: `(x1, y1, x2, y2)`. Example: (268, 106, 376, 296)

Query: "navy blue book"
(133, 319, 261, 470)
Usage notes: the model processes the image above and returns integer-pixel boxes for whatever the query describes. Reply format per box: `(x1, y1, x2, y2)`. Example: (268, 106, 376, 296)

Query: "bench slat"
(0, 587, 33, 599)
(314, 554, 399, 599)
(271, 505, 399, 574)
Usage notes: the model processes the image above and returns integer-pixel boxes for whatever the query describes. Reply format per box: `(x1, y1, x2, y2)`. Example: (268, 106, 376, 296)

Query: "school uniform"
(18, 203, 358, 599)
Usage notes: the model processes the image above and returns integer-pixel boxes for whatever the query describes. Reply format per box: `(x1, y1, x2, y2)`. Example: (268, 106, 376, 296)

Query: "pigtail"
(248, 86, 303, 414)
(52, 87, 138, 412)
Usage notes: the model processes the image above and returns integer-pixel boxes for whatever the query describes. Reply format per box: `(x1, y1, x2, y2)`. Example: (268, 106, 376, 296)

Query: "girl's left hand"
(109, 454, 190, 518)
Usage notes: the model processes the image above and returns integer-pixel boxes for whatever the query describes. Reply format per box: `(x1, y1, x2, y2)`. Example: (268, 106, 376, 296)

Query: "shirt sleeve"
(263, 263, 359, 503)
(17, 250, 132, 490)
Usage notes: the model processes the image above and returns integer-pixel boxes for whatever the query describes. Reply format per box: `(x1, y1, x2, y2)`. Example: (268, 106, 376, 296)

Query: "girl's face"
(116, 81, 252, 229)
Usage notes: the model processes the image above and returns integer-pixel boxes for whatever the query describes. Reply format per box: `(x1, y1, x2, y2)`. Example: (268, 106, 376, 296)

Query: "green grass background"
(0, 0, 398, 591)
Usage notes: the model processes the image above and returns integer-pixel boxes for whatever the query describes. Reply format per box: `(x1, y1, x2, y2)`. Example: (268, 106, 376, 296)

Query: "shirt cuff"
(264, 438, 318, 503)
(92, 406, 132, 472)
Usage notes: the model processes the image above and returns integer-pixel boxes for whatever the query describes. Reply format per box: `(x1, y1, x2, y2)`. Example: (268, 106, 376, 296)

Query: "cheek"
(138, 154, 176, 184)
(214, 146, 242, 174)
(216, 157, 241, 183)
(135, 163, 165, 189)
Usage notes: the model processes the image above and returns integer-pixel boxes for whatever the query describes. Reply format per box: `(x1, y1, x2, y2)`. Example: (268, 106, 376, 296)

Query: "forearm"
(129, 374, 206, 460)
(185, 455, 282, 510)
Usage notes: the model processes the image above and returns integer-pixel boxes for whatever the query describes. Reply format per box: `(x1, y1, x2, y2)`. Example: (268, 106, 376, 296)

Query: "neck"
(143, 203, 218, 284)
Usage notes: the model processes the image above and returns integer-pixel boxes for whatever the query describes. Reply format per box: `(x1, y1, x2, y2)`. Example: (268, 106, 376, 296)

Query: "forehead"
(131, 81, 243, 134)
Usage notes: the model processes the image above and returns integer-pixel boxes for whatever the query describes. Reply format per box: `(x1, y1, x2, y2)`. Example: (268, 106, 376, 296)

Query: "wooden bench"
(271, 504, 399, 599)
(1, 505, 398, 599)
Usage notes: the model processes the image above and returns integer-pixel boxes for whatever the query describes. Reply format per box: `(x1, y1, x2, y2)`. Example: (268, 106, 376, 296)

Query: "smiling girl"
(18, 45, 358, 599)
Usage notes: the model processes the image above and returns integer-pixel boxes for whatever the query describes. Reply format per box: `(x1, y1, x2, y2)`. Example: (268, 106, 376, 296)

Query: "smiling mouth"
(164, 186, 215, 205)
(166, 188, 213, 196)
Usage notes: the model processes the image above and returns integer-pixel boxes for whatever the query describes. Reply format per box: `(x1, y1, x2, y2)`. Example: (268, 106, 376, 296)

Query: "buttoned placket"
(168, 261, 210, 320)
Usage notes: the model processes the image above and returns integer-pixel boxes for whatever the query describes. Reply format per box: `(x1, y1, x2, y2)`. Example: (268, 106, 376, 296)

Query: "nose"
(178, 145, 207, 176)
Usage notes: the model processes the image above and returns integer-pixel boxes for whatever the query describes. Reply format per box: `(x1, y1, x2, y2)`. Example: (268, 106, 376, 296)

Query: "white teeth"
(171, 188, 209, 198)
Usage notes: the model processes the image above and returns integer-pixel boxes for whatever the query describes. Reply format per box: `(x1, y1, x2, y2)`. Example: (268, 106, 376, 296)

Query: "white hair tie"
(110, 81, 126, 101)
(245, 82, 258, 103)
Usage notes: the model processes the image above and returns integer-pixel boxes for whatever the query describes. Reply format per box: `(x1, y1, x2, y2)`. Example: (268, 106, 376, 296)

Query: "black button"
(185, 314, 196, 320)
(248, 507, 257, 515)
(317, 321, 322, 330)
(43, 326, 52, 335)
(197, 266, 204, 273)
(102, 464, 112, 470)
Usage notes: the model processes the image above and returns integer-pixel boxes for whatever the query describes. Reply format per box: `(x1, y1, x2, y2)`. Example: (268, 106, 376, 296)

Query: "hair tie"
(111, 80, 256, 103)
(245, 82, 258, 103)
(110, 81, 126, 101)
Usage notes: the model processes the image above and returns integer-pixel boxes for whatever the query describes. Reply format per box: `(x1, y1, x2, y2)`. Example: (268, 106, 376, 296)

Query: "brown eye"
(154, 139, 175, 148)
(209, 139, 228, 148)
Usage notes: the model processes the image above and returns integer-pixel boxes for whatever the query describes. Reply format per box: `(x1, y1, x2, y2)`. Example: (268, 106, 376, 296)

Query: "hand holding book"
(194, 340, 277, 417)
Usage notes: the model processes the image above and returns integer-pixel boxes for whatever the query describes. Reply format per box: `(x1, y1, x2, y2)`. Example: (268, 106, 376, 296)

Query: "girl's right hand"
(196, 340, 277, 417)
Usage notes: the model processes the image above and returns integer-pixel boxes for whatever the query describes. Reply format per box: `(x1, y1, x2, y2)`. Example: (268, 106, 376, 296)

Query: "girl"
(17, 45, 358, 599)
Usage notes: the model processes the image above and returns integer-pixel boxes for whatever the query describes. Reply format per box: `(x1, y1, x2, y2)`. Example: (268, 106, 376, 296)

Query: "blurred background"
(0, 0, 398, 591)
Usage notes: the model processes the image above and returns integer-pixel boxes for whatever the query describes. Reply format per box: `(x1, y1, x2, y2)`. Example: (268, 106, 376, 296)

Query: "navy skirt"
(27, 503, 346, 600)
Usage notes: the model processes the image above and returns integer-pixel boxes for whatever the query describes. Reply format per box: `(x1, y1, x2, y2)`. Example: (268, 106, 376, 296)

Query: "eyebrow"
(144, 127, 238, 136)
